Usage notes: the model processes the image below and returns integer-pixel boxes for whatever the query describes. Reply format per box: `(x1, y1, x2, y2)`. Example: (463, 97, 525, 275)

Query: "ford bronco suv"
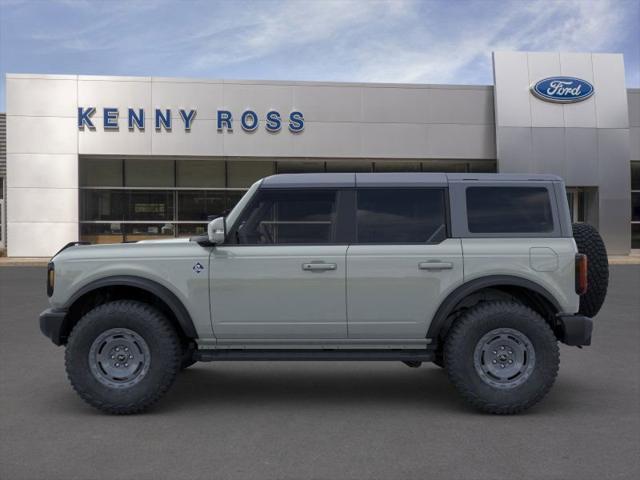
(40, 173, 609, 414)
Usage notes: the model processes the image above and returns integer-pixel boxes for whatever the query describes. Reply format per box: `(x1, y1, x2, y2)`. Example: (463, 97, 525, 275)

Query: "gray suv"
(39, 173, 609, 414)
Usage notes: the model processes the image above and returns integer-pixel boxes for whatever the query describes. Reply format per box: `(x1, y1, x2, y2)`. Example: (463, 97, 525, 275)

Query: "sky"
(0, 0, 639, 111)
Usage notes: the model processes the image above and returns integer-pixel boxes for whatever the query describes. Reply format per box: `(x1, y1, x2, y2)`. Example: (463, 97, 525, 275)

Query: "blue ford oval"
(531, 77, 594, 103)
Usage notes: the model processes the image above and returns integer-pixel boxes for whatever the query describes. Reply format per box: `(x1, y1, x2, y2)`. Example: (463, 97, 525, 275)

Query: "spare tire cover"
(572, 223, 609, 317)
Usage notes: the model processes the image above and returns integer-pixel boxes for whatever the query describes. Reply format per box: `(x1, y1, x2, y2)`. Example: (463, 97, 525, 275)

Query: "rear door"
(346, 187, 463, 339)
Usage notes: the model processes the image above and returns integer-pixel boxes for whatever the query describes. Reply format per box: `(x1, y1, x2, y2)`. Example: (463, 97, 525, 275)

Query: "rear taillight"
(575, 254, 587, 295)
(47, 262, 55, 297)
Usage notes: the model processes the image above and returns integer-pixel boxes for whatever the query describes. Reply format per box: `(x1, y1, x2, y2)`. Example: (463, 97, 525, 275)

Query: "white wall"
(73, 76, 495, 159)
(6, 75, 79, 257)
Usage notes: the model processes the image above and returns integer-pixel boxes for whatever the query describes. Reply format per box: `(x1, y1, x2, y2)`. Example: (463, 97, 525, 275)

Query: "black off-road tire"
(65, 300, 182, 414)
(572, 223, 609, 317)
(444, 301, 559, 414)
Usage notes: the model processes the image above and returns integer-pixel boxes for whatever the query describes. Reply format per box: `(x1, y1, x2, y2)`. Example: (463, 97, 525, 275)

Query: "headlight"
(47, 262, 55, 297)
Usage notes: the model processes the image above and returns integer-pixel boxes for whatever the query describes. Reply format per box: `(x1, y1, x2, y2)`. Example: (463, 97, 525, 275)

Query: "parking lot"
(1, 265, 638, 480)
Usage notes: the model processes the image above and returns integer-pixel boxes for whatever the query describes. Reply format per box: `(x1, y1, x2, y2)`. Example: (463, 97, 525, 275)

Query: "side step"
(194, 349, 435, 362)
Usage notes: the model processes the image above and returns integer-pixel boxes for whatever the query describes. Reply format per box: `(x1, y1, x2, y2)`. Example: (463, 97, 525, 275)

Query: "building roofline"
(4, 73, 493, 90)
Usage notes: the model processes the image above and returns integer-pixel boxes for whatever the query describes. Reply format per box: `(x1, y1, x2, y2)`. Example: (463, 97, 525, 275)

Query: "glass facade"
(565, 187, 598, 225)
(632, 162, 640, 249)
(0, 178, 4, 249)
(79, 157, 496, 243)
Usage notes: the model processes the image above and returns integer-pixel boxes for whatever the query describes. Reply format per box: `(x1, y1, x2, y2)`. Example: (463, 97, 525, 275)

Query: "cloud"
(187, 0, 413, 70)
(0, 0, 638, 96)
(177, 0, 637, 86)
(349, 0, 634, 84)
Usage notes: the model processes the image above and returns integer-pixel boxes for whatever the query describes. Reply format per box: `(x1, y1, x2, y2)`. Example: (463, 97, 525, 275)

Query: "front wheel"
(444, 301, 559, 414)
(65, 300, 182, 414)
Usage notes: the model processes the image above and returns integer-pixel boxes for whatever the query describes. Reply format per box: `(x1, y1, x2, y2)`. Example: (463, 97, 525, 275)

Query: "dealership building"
(1, 51, 639, 257)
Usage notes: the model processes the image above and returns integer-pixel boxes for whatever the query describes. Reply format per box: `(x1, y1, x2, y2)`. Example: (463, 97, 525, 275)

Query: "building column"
(6, 74, 79, 257)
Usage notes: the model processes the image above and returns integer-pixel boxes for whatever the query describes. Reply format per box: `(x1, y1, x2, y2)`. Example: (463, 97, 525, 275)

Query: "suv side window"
(356, 188, 447, 243)
(233, 189, 338, 244)
(466, 186, 554, 233)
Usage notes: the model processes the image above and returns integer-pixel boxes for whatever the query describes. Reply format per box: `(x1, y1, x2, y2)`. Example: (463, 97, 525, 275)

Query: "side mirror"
(207, 216, 226, 245)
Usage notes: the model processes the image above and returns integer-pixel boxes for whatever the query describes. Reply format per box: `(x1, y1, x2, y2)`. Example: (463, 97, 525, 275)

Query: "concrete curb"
(0, 258, 50, 266)
(608, 256, 640, 265)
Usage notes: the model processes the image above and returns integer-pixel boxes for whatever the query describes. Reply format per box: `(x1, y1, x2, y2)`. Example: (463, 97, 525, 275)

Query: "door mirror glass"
(207, 216, 226, 244)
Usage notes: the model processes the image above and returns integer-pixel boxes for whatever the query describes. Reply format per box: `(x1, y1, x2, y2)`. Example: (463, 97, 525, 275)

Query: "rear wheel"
(444, 301, 559, 414)
(65, 300, 182, 414)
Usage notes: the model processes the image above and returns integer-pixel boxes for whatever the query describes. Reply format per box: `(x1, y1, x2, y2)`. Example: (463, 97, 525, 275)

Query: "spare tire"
(572, 223, 609, 317)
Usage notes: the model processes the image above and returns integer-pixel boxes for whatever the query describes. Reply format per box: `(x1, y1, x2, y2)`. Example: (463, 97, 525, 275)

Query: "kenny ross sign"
(78, 107, 305, 133)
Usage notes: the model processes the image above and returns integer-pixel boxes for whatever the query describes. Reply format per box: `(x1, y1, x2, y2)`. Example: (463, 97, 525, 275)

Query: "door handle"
(419, 261, 453, 271)
(302, 262, 337, 272)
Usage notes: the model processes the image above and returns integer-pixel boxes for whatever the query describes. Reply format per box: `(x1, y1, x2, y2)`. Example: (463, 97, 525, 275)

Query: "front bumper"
(39, 308, 69, 346)
(556, 314, 593, 346)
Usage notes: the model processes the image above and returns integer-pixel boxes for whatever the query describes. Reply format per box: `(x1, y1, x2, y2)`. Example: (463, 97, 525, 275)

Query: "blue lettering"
(179, 109, 197, 130)
(217, 110, 233, 131)
(288, 111, 304, 133)
(128, 108, 145, 130)
(103, 108, 119, 129)
(241, 110, 259, 132)
(155, 109, 172, 130)
(83, 107, 303, 133)
(265, 110, 281, 132)
(78, 107, 96, 129)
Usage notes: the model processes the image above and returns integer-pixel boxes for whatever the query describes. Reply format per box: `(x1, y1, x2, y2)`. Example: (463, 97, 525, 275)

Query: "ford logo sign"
(531, 77, 594, 103)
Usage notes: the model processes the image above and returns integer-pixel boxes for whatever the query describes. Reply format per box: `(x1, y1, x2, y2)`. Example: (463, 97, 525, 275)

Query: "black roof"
(260, 172, 563, 188)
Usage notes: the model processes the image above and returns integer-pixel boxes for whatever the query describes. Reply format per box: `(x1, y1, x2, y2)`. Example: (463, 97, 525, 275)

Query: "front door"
(346, 188, 463, 339)
(210, 188, 348, 340)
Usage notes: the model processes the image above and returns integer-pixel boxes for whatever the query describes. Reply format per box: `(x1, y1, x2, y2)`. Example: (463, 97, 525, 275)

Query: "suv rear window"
(356, 188, 447, 243)
(466, 187, 554, 233)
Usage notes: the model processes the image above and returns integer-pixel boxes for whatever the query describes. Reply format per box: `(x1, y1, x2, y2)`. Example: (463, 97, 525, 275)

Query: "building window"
(80, 190, 126, 221)
(80, 158, 123, 187)
(276, 161, 325, 173)
(128, 190, 174, 221)
(325, 161, 372, 172)
(632, 162, 640, 249)
(124, 223, 175, 242)
(374, 161, 421, 172)
(177, 160, 225, 188)
(79, 157, 279, 244)
(177, 191, 226, 221)
(125, 159, 174, 187)
(227, 160, 274, 188)
(80, 223, 124, 245)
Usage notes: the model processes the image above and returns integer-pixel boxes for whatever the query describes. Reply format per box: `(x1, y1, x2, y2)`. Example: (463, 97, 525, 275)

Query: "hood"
(51, 237, 200, 262)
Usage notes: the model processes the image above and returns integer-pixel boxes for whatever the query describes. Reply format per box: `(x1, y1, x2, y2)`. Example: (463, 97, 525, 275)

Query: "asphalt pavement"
(1, 266, 639, 480)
